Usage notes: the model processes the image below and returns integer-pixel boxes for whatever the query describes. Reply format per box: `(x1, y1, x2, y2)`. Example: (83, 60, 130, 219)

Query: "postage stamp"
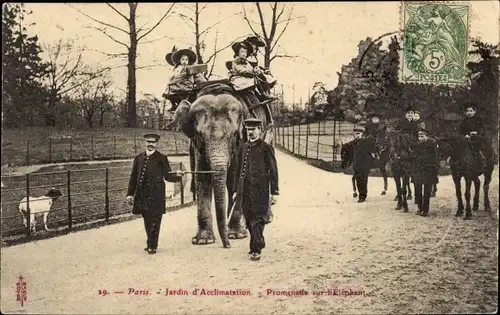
(400, 2, 470, 85)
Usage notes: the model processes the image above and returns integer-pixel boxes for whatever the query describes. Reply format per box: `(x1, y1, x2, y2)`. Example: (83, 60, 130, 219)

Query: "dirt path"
(1, 150, 498, 314)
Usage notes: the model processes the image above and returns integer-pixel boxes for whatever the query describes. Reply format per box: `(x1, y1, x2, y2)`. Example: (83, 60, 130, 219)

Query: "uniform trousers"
(354, 170, 369, 199)
(142, 212, 163, 249)
(414, 181, 433, 214)
(245, 214, 266, 254)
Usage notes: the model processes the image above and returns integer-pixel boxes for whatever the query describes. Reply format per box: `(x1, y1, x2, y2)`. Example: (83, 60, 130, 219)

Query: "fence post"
(332, 120, 336, 162)
(26, 136, 30, 166)
(179, 163, 185, 205)
(305, 122, 309, 158)
(69, 137, 73, 161)
(49, 137, 52, 163)
(298, 123, 301, 155)
(105, 168, 109, 222)
(287, 125, 290, 150)
(173, 132, 179, 154)
(25, 174, 31, 237)
(91, 135, 94, 160)
(134, 133, 137, 154)
(113, 135, 117, 159)
(316, 122, 320, 159)
(281, 125, 285, 146)
(292, 124, 295, 153)
(67, 170, 72, 229)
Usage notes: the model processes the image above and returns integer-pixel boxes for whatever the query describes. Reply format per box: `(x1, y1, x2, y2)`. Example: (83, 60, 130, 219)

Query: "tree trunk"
(127, 4, 137, 128)
(194, 3, 203, 64)
(99, 111, 105, 127)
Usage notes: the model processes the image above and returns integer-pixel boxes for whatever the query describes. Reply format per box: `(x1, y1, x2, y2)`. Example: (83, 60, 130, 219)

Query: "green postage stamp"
(401, 2, 470, 85)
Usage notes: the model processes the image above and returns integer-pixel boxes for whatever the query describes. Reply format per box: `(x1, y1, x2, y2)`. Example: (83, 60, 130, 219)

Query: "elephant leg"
(192, 156, 216, 245)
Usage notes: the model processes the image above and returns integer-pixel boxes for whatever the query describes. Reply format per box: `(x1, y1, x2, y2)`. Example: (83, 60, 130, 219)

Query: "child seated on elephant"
(228, 41, 273, 104)
(163, 47, 206, 112)
(243, 35, 277, 99)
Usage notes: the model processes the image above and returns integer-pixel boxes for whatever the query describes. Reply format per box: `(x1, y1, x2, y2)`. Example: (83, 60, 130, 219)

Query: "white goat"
(19, 188, 62, 232)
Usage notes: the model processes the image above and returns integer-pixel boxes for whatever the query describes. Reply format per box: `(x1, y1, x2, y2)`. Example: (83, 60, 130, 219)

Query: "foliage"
(2, 3, 50, 127)
(467, 39, 499, 139)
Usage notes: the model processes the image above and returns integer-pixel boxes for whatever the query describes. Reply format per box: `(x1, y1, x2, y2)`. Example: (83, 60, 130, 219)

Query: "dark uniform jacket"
(410, 139, 439, 184)
(127, 151, 181, 215)
(458, 116, 485, 136)
(364, 122, 384, 139)
(395, 118, 418, 140)
(233, 139, 279, 215)
(352, 137, 377, 173)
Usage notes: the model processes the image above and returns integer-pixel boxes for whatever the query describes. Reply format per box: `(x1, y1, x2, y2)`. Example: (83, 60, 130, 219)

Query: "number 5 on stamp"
(400, 2, 470, 85)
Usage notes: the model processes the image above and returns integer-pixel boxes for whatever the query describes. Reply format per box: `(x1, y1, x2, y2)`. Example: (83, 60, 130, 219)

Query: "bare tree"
(68, 3, 176, 128)
(43, 39, 109, 126)
(242, 2, 304, 68)
(177, 3, 241, 78)
(75, 70, 113, 128)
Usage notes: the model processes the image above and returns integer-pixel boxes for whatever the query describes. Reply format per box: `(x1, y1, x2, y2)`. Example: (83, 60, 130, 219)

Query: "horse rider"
(163, 47, 206, 112)
(410, 129, 439, 217)
(243, 35, 277, 99)
(456, 103, 492, 170)
(364, 112, 387, 159)
(352, 126, 377, 203)
(394, 106, 419, 142)
(413, 109, 426, 130)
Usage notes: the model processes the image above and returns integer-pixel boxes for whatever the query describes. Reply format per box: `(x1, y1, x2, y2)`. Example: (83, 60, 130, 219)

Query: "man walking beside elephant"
(233, 118, 279, 261)
(126, 133, 185, 254)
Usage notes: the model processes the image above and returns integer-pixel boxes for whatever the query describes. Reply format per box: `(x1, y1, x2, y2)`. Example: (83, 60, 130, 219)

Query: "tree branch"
(137, 3, 175, 42)
(106, 3, 129, 22)
(242, 4, 260, 36)
(67, 4, 129, 34)
(270, 5, 294, 53)
(256, 2, 269, 40)
(96, 27, 130, 48)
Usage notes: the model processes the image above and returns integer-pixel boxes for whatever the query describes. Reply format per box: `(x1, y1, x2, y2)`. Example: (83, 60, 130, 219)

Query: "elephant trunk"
(206, 139, 231, 247)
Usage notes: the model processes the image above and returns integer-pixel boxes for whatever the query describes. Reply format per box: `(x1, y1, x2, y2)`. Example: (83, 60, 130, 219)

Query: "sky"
(23, 1, 499, 106)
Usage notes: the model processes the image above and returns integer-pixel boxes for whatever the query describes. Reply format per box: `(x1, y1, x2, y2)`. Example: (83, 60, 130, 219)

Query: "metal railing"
(274, 120, 357, 162)
(1, 162, 194, 240)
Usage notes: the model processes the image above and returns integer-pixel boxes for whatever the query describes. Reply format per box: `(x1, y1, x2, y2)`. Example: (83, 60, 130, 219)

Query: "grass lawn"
(1, 158, 193, 240)
(1, 127, 190, 166)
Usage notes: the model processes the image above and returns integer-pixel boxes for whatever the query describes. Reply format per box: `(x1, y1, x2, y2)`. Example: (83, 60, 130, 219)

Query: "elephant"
(173, 90, 251, 248)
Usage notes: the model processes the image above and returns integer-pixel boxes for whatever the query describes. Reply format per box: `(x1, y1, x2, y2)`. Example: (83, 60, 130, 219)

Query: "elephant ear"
(189, 97, 210, 135)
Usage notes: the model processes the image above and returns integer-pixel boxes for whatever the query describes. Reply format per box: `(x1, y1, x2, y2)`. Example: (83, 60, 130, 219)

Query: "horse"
(437, 134, 494, 219)
(386, 131, 413, 212)
(340, 137, 389, 197)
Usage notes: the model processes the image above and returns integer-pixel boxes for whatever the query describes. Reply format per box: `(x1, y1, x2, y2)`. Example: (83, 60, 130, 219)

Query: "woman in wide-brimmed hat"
(163, 47, 206, 112)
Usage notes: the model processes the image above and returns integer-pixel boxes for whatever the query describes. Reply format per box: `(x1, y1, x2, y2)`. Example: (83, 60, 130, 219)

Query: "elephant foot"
(463, 212, 473, 220)
(222, 239, 231, 248)
(191, 229, 216, 245)
(473, 204, 479, 212)
(455, 210, 464, 217)
(353, 192, 358, 198)
(381, 190, 387, 196)
(228, 227, 248, 239)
